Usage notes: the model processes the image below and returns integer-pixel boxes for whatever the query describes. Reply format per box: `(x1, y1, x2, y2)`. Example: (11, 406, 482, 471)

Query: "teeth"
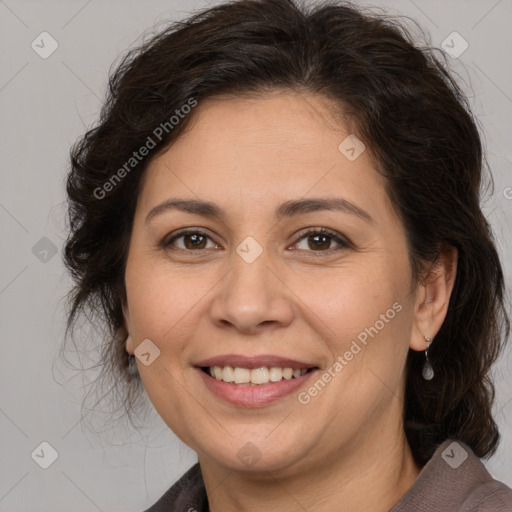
(269, 367, 283, 382)
(250, 367, 270, 384)
(208, 366, 310, 385)
(222, 366, 235, 383)
(234, 367, 251, 384)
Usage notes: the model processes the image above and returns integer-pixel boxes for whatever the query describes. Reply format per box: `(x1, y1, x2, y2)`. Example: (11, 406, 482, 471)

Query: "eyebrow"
(145, 197, 373, 225)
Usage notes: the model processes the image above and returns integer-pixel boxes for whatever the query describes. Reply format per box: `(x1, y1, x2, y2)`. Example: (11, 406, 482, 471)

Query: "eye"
(161, 227, 350, 253)
(291, 228, 351, 252)
(163, 229, 220, 251)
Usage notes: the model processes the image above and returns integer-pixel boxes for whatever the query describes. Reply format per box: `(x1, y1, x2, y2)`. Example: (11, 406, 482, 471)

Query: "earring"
(421, 335, 434, 380)
(127, 353, 138, 377)
(126, 335, 138, 378)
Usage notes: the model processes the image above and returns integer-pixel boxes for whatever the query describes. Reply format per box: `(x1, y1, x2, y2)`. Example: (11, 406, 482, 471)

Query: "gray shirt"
(143, 439, 512, 511)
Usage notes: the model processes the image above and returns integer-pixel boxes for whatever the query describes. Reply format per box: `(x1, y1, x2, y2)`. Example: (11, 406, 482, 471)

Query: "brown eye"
(293, 228, 350, 252)
(164, 230, 218, 250)
(182, 233, 208, 249)
(306, 234, 332, 250)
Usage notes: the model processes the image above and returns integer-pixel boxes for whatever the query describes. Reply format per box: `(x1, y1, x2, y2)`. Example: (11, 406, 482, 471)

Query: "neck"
(201, 432, 422, 512)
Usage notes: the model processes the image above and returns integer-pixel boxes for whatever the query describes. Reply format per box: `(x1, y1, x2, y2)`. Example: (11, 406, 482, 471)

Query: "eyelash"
(161, 227, 352, 254)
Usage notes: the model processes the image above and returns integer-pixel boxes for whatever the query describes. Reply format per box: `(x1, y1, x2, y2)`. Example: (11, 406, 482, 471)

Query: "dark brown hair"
(62, 0, 510, 465)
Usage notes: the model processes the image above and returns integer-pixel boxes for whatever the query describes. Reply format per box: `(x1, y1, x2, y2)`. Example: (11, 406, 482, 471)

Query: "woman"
(63, 0, 512, 510)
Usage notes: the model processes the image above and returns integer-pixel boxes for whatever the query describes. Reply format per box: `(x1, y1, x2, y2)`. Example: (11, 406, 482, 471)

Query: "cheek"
(124, 256, 214, 354)
(292, 256, 413, 396)
(298, 268, 411, 405)
(295, 260, 400, 339)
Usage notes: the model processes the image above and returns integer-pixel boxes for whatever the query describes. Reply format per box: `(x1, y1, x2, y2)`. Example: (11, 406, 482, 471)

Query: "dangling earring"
(126, 335, 138, 377)
(422, 335, 434, 380)
(127, 353, 138, 377)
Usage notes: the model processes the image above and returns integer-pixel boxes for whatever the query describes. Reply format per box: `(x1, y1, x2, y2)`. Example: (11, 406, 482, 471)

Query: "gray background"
(0, 0, 511, 510)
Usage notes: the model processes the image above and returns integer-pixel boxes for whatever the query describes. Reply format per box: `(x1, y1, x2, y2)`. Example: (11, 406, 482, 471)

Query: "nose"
(208, 250, 295, 335)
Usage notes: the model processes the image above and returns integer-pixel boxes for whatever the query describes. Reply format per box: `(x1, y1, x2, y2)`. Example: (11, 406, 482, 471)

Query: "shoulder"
(391, 439, 512, 512)
(142, 463, 207, 512)
(461, 479, 512, 511)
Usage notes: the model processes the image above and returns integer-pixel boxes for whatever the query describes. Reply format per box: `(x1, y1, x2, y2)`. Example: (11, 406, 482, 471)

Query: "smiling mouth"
(200, 366, 318, 385)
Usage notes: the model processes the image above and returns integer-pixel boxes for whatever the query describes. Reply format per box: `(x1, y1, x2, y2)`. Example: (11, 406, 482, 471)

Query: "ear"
(122, 302, 135, 355)
(410, 244, 458, 352)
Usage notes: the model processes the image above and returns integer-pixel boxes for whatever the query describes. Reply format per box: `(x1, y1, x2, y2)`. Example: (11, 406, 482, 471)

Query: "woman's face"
(123, 91, 425, 474)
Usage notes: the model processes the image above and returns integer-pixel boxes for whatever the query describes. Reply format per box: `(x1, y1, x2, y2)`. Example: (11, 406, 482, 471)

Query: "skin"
(123, 90, 457, 512)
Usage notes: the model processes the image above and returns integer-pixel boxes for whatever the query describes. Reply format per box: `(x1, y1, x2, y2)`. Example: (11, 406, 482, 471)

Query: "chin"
(198, 435, 309, 474)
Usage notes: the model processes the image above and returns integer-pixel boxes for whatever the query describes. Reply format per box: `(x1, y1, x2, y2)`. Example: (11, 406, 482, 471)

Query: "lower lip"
(196, 368, 317, 407)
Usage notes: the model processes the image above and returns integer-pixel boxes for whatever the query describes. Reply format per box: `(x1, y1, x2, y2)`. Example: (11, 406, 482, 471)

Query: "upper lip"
(194, 354, 319, 370)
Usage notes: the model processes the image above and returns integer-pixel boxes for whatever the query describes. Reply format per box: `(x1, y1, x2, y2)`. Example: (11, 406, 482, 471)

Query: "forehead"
(137, 91, 393, 221)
